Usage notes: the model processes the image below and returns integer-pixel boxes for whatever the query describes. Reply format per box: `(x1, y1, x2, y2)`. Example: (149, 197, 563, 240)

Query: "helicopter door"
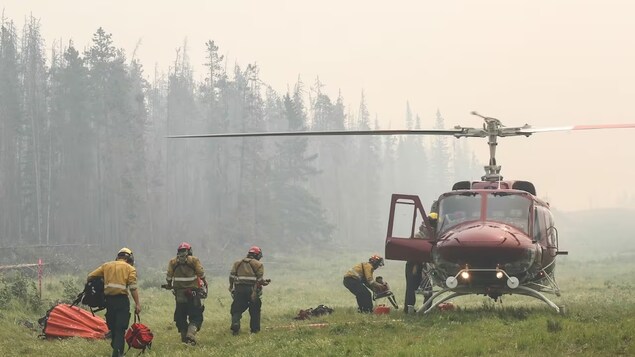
(385, 194, 434, 263)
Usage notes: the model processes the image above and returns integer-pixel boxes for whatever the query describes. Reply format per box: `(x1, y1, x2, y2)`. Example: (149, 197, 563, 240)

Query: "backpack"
(72, 277, 106, 313)
(125, 313, 153, 355)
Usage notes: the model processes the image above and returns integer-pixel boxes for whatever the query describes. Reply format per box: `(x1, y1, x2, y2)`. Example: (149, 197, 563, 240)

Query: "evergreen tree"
(394, 103, 428, 202)
(144, 64, 168, 246)
(19, 16, 49, 245)
(342, 91, 384, 246)
(428, 109, 452, 197)
(307, 81, 351, 243)
(0, 21, 22, 245)
(270, 79, 332, 247)
(166, 42, 202, 243)
(48, 41, 93, 244)
(84, 27, 146, 247)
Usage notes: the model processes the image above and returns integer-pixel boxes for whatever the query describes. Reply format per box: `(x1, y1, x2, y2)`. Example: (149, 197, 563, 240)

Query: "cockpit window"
(486, 193, 531, 233)
(437, 193, 481, 232)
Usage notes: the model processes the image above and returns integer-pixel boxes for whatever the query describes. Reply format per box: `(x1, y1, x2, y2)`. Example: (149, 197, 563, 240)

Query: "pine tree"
(269, 79, 332, 247)
(429, 109, 452, 197)
(0, 20, 22, 245)
(19, 16, 49, 245)
(49, 41, 93, 244)
(84, 27, 146, 247)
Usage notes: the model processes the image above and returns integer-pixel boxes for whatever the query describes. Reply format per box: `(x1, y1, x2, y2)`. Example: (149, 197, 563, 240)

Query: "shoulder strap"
(174, 257, 195, 272)
(241, 258, 257, 276)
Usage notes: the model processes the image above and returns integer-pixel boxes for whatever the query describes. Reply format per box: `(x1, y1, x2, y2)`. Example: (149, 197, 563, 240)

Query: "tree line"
(0, 16, 482, 258)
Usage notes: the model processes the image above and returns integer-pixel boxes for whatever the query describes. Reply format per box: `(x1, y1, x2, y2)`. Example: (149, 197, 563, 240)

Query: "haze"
(4, 0, 635, 211)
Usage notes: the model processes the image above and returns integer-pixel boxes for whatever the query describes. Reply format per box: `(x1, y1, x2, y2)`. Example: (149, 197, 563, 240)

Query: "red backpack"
(125, 314, 153, 354)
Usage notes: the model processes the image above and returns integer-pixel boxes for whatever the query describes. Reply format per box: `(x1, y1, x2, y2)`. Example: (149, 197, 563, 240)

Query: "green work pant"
(104, 294, 130, 357)
(230, 284, 262, 333)
(174, 300, 204, 333)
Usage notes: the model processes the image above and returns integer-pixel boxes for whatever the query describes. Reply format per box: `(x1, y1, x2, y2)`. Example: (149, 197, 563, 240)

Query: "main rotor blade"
(517, 123, 635, 135)
(168, 128, 467, 138)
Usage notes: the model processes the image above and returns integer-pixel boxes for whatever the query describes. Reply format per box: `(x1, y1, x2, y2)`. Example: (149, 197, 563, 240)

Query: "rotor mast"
(471, 112, 503, 182)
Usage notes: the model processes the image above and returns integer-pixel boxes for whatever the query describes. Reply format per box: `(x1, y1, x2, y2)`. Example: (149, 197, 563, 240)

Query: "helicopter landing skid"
(417, 285, 562, 314)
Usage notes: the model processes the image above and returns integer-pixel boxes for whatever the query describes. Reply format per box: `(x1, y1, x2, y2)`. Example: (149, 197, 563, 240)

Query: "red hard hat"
(178, 242, 191, 251)
(369, 255, 384, 267)
(248, 246, 261, 255)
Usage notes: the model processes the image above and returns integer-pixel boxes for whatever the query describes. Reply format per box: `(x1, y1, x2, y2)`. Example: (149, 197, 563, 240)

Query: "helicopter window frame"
(532, 206, 548, 243)
(543, 207, 556, 247)
(436, 192, 482, 233)
(485, 192, 531, 234)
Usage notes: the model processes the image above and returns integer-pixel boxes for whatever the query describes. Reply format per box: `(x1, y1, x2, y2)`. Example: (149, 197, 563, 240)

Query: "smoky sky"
(5, 0, 635, 211)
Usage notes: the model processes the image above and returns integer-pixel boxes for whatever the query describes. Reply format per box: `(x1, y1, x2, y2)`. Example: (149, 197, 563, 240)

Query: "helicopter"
(170, 111, 635, 314)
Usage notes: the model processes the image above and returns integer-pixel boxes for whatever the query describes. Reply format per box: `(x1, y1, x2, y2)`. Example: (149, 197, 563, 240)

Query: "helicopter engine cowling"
(432, 222, 541, 288)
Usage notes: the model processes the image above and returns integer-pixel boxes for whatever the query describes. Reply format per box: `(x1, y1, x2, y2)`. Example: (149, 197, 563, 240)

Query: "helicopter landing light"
(446, 277, 458, 288)
(460, 271, 470, 280)
(496, 271, 504, 279)
(507, 277, 520, 289)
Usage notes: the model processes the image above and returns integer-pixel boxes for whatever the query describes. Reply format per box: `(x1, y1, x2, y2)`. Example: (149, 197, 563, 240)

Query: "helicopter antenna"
(471, 111, 503, 182)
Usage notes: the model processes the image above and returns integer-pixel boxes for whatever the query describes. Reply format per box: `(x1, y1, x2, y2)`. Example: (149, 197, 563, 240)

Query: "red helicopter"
(171, 112, 635, 314)
(384, 112, 635, 314)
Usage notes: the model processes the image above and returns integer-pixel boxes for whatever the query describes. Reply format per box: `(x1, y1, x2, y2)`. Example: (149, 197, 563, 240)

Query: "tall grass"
(1, 254, 633, 356)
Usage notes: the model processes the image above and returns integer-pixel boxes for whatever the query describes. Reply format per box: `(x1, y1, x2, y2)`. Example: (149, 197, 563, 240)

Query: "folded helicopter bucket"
(39, 303, 109, 339)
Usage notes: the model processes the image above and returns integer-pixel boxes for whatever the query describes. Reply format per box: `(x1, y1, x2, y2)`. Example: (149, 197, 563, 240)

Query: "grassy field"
(1, 253, 634, 357)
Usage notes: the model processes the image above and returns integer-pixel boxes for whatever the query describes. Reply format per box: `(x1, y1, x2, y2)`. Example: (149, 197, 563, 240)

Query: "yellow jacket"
(344, 262, 381, 289)
(230, 258, 264, 286)
(88, 259, 137, 296)
(166, 255, 205, 289)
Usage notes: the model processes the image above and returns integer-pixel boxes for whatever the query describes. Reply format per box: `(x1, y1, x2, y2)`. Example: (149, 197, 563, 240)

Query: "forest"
(0, 16, 482, 264)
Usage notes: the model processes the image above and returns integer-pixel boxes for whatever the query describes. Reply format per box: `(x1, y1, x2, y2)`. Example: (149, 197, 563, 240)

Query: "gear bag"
(125, 313, 153, 354)
(72, 277, 106, 313)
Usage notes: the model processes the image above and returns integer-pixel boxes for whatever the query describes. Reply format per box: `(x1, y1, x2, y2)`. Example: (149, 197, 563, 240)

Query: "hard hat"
(117, 247, 134, 265)
(178, 242, 192, 251)
(118, 247, 133, 256)
(248, 246, 263, 260)
(429, 212, 439, 220)
(369, 254, 384, 267)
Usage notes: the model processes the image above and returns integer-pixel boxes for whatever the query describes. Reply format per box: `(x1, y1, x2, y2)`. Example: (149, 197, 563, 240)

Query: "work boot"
(230, 314, 241, 336)
(185, 324, 197, 345)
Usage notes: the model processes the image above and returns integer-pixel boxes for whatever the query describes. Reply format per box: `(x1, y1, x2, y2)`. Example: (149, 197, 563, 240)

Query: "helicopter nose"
(446, 223, 524, 245)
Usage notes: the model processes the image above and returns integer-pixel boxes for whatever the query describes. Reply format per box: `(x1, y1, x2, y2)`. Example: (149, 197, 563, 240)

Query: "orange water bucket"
(437, 302, 456, 311)
(374, 305, 390, 315)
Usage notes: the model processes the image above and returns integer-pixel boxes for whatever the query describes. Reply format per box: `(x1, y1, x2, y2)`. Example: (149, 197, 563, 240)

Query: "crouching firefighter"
(343, 255, 385, 313)
(164, 242, 207, 345)
(228, 246, 270, 335)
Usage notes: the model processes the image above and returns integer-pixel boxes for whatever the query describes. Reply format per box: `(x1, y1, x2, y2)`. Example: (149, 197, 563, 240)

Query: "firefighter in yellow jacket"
(343, 255, 385, 313)
(165, 242, 207, 345)
(88, 247, 140, 357)
(229, 246, 270, 335)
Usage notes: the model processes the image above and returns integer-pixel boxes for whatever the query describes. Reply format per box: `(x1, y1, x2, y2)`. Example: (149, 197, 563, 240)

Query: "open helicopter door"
(385, 194, 434, 263)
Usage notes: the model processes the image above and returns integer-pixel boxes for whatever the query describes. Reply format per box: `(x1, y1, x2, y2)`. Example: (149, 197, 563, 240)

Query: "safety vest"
(166, 255, 205, 289)
(230, 258, 263, 286)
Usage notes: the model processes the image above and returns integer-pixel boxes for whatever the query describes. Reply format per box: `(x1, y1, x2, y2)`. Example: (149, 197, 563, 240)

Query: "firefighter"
(165, 242, 207, 345)
(405, 212, 438, 313)
(343, 255, 385, 313)
(229, 246, 270, 335)
(87, 247, 140, 357)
